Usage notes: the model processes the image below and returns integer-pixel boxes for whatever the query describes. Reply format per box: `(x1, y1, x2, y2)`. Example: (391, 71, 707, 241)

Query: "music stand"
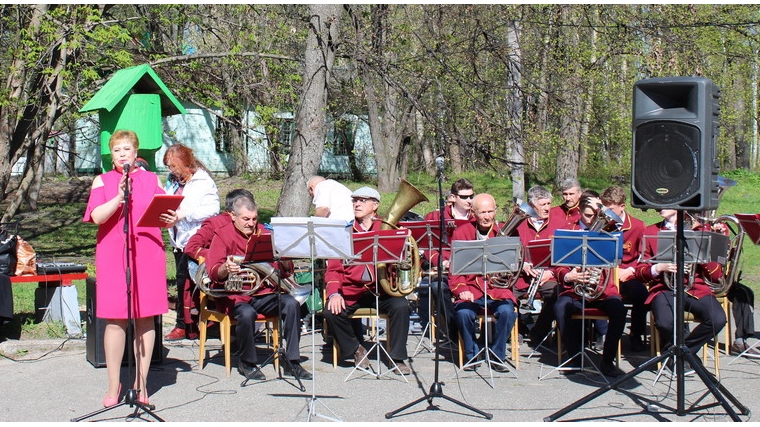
(449, 236, 521, 388)
(539, 229, 622, 381)
(545, 212, 749, 421)
(270, 216, 353, 422)
(399, 219, 445, 356)
(238, 231, 306, 391)
(344, 228, 411, 381)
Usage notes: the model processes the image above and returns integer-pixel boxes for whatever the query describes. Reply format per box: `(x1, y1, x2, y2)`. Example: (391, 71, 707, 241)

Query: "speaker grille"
(633, 121, 700, 205)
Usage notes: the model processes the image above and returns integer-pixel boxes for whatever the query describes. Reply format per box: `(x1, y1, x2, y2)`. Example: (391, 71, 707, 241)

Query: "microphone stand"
(386, 159, 492, 420)
(73, 164, 164, 422)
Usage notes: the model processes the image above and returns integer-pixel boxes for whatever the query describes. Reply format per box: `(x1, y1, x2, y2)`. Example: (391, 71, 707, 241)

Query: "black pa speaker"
(630, 77, 721, 211)
(86, 277, 164, 368)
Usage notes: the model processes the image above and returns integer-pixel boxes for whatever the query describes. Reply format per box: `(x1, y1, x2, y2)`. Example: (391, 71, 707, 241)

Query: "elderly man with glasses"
(323, 187, 412, 375)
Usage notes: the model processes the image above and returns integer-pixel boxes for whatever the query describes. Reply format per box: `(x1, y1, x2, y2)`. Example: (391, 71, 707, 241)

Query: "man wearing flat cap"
(323, 186, 412, 375)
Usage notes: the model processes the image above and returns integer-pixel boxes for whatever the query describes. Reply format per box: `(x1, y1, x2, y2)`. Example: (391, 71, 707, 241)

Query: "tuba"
(194, 260, 311, 304)
(376, 179, 429, 297)
(487, 198, 538, 289)
(573, 202, 622, 301)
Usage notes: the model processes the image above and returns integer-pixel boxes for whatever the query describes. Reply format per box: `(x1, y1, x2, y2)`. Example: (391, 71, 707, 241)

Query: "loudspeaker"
(85, 277, 164, 368)
(630, 76, 721, 210)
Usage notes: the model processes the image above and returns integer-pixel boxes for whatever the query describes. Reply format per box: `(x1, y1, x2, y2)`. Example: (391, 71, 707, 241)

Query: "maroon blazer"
(635, 221, 723, 305)
(447, 221, 517, 304)
(184, 212, 233, 262)
(511, 213, 564, 291)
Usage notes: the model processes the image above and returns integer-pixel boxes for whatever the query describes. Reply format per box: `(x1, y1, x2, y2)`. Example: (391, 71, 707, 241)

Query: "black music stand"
(448, 236, 522, 388)
(73, 165, 163, 422)
(270, 216, 353, 422)
(238, 232, 306, 391)
(345, 228, 412, 381)
(546, 212, 749, 422)
(399, 219, 444, 356)
(539, 229, 622, 381)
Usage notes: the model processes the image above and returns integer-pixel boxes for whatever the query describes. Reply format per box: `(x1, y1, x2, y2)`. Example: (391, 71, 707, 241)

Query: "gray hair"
(528, 185, 552, 205)
(559, 178, 581, 192)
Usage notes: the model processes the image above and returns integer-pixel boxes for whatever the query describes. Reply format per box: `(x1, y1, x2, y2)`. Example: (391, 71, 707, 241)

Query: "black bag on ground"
(0, 226, 18, 276)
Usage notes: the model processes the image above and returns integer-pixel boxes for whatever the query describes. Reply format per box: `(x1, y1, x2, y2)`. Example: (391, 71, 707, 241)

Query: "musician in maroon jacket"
(553, 195, 627, 377)
(550, 178, 583, 229)
(635, 208, 727, 356)
(207, 194, 312, 381)
(323, 187, 411, 375)
(448, 193, 517, 370)
(600, 186, 648, 352)
(417, 178, 476, 346)
(185, 189, 254, 265)
(512, 185, 564, 345)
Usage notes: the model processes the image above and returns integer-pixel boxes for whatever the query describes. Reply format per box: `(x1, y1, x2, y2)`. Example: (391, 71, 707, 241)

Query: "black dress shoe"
(600, 361, 622, 377)
(629, 336, 646, 352)
(238, 360, 266, 380)
(492, 363, 511, 373)
(283, 362, 313, 380)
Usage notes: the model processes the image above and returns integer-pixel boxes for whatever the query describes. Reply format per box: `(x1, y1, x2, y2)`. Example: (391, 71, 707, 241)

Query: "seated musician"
(552, 195, 627, 377)
(323, 187, 412, 375)
(550, 178, 583, 229)
(512, 185, 564, 346)
(634, 208, 727, 360)
(448, 193, 517, 371)
(418, 178, 477, 346)
(206, 193, 312, 381)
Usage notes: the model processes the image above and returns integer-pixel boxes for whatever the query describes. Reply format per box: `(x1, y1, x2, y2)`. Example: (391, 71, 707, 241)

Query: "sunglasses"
(456, 194, 474, 200)
(352, 197, 376, 203)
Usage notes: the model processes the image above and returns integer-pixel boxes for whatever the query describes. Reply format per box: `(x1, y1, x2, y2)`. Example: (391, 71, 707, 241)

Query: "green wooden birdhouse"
(80, 64, 186, 172)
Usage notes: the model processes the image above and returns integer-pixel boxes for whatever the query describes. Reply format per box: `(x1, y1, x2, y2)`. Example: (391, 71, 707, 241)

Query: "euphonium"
(573, 203, 622, 301)
(377, 179, 429, 297)
(194, 260, 310, 304)
(487, 198, 538, 289)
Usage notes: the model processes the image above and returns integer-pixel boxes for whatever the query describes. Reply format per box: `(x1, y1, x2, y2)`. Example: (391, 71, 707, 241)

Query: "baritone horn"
(194, 260, 310, 304)
(487, 198, 538, 289)
(573, 202, 622, 301)
(377, 179, 429, 297)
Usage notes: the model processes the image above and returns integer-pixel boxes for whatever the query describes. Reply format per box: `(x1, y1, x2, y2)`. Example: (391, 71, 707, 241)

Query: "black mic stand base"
(71, 389, 164, 422)
(544, 344, 749, 422)
(385, 380, 493, 420)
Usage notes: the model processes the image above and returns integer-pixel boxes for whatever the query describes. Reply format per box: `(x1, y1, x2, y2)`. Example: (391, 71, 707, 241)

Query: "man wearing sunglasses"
(418, 178, 477, 349)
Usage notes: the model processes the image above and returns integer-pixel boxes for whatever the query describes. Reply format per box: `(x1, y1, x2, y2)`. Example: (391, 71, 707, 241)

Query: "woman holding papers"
(83, 130, 169, 408)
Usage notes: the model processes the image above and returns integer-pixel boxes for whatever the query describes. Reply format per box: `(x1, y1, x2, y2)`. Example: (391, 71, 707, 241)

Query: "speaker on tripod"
(85, 277, 164, 368)
(631, 76, 721, 211)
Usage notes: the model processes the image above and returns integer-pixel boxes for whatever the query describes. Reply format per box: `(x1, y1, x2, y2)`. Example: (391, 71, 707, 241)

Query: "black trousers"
(323, 292, 410, 361)
(619, 279, 648, 339)
(417, 274, 456, 340)
(172, 250, 190, 329)
(233, 293, 301, 365)
(650, 290, 727, 355)
(554, 295, 627, 365)
(514, 280, 558, 339)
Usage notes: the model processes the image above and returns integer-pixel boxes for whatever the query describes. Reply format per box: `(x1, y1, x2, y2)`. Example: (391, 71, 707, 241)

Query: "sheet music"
(270, 217, 353, 260)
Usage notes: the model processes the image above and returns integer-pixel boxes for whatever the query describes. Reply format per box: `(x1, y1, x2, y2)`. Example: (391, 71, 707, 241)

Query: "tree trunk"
(506, 20, 525, 201)
(276, 4, 342, 216)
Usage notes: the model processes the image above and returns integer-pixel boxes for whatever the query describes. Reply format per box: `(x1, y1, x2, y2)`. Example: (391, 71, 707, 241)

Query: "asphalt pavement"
(1, 310, 759, 423)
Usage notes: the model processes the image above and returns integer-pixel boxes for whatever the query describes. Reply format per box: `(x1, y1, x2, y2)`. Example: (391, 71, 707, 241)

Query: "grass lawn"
(2, 171, 760, 340)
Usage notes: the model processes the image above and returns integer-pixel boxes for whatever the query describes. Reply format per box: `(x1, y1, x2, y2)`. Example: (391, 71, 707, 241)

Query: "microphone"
(435, 156, 444, 175)
(122, 162, 131, 175)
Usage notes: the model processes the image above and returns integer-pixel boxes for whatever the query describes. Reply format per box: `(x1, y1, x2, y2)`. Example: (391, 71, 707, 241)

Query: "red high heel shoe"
(102, 384, 122, 408)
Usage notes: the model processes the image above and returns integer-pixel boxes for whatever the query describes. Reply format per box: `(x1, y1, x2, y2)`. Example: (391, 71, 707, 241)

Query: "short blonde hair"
(108, 130, 139, 150)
